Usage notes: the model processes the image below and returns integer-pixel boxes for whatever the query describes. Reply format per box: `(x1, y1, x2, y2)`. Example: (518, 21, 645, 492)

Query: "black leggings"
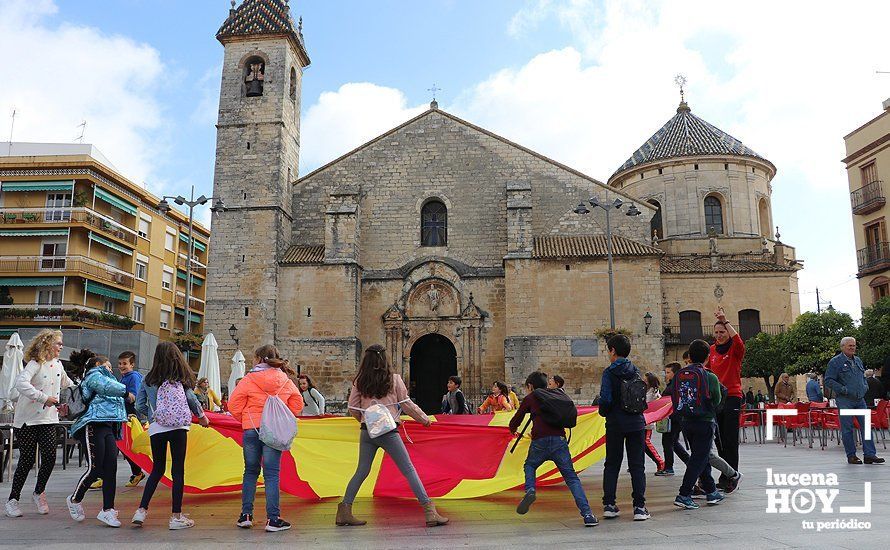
(8, 424, 57, 501)
(72, 423, 118, 510)
(139, 430, 188, 513)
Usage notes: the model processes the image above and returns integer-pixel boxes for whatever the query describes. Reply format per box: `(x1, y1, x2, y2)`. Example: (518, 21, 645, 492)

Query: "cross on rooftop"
(674, 74, 687, 103)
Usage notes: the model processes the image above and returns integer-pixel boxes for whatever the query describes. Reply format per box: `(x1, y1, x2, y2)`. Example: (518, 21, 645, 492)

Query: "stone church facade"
(206, 0, 802, 410)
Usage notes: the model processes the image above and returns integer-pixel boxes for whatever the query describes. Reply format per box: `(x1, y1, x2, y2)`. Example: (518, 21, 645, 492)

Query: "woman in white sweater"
(297, 374, 325, 416)
(5, 330, 72, 518)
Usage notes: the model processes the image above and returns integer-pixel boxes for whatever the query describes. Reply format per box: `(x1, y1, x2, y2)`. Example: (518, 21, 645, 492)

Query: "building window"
(40, 241, 67, 270)
(704, 195, 724, 235)
(106, 251, 122, 269)
(36, 287, 63, 305)
(870, 276, 890, 303)
(160, 309, 170, 330)
(103, 299, 115, 314)
(244, 56, 265, 97)
(647, 199, 663, 240)
(289, 67, 297, 100)
(738, 309, 762, 341)
(162, 269, 173, 290)
(421, 200, 447, 246)
(45, 192, 72, 222)
(138, 218, 151, 239)
(679, 310, 703, 344)
(758, 198, 771, 238)
(135, 261, 147, 281)
(132, 302, 144, 323)
(861, 162, 878, 185)
(165, 229, 175, 251)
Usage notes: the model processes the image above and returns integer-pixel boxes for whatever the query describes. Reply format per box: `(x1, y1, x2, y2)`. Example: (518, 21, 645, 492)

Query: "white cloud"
(299, 83, 427, 172)
(0, 0, 166, 185)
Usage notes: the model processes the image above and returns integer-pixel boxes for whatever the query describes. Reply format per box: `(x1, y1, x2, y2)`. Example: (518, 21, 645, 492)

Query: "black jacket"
(865, 377, 885, 406)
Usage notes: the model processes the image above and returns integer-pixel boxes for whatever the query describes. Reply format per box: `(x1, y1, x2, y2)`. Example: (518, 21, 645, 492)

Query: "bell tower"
(206, 0, 310, 356)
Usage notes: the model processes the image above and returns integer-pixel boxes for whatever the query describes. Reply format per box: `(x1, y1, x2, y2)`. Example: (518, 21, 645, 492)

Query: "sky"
(1, 0, 889, 319)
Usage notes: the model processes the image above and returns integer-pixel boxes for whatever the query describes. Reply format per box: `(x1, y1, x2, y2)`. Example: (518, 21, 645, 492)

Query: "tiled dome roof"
(216, 0, 309, 65)
(611, 102, 766, 180)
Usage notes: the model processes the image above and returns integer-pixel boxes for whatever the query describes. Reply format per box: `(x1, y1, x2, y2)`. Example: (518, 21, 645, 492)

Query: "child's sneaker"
(724, 471, 743, 494)
(32, 492, 49, 515)
(602, 504, 620, 518)
(265, 517, 291, 532)
(633, 507, 650, 521)
(132, 508, 147, 526)
(66, 495, 85, 522)
(706, 491, 726, 505)
(169, 515, 195, 530)
(236, 513, 253, 528)
(583, 514, 599, 527)
(691, 483, 707, 499)
(5, 499, 22, 518)
(126, 473, 145, 488)
(516, 489, 536, 515)
(674, 495, 699, 510)
(654, 468, 675, 476)
(97, 508, 122, 528)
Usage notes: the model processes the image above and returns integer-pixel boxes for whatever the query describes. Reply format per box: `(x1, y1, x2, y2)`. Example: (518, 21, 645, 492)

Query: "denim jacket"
(70, 366, 128, 437)
(135, 382, 205, 424)
(824, 352, 867, 402)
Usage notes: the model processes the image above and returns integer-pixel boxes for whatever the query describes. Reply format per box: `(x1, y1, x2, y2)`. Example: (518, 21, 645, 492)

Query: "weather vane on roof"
(674, 74, 687, 103)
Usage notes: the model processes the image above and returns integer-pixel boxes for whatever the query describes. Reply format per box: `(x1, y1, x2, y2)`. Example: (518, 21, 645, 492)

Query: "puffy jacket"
(598, 357, 646, 433)
(136, 382, 205, 424)
(70, 366, 128, 437)
(824, 352, 867, 402)
(228, 364, 303, 429)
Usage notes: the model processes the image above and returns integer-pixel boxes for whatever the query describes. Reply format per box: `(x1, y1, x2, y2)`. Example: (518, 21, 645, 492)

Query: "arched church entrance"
(409, 333, 457, 414)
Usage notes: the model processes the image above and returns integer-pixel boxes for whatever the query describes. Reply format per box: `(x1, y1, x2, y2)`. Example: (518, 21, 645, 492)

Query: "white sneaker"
(66, 495, 85, 522)
(32, 492, 49, 515)
(5, 499, 22, 518)
(97, 508, 121, 528)
(169, 514, 195, 530)
(132, 508, 147, 526)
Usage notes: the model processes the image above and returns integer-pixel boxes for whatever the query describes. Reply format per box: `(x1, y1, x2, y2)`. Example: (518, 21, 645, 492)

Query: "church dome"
(609, 101, 770, 182)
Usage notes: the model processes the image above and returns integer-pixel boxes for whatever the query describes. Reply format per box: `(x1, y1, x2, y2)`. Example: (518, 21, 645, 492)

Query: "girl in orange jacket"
(478, 381, 514, 413)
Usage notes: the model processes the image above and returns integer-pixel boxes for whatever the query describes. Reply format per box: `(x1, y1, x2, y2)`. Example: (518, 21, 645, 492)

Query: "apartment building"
(843, 100, 890, 306)
(0, 142, 210, 342)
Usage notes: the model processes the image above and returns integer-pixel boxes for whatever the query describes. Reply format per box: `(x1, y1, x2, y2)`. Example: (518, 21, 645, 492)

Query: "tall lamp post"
(573, 196, 642, 330)
(158, 185, 225, 334)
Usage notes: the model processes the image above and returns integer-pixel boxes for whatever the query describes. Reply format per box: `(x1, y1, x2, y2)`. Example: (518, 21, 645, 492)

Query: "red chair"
(871, 400, 889, 450)
(739, 411, 762, 443)
(776, 403, 810, 447)
(819, 409, 842, 450)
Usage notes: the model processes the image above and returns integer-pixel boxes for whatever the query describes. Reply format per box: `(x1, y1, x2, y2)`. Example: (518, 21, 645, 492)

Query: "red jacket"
(708, 334, 746, 398)
(228, 365, 303, 429)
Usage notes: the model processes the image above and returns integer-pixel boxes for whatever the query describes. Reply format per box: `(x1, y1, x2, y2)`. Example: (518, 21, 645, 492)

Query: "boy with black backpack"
(598, 334, 649, 521)
(509, 372, 597, 527)
(671, 339, 726, 509)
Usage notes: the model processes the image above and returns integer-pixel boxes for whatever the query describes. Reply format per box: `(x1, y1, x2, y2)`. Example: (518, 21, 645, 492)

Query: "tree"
(742, 332, 790, 398)
(783, 310, 856, 375)
(857, 297, 890, 369)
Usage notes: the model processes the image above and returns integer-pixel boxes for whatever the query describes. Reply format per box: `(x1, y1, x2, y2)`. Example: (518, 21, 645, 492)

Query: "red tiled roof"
(661, 256, 798, 274)
(533, 235, 662, 259)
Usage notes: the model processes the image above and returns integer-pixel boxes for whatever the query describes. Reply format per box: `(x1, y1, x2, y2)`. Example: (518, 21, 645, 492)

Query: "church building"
(205, 0, 801, 410)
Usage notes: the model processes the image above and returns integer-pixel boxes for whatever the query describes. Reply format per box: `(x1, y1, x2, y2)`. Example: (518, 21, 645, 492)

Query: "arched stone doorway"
(409, 333, 457, 414)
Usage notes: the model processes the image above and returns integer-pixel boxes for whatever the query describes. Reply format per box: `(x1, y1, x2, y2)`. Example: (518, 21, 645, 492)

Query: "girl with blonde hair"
(6, 330, 71, 518)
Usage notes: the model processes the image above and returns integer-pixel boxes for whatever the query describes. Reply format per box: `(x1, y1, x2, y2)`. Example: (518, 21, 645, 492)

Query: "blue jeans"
(241, 429, 283, 519)
(678, 420, 717, 497)
(524, 435, 592, 517)
(837, 398, 877, 458)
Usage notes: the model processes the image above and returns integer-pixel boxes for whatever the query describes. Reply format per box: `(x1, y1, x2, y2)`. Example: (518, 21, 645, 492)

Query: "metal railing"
(857, 242, 890, 274)
(664, 323, 786, 345)
(0, 207, 138, 245)
(175, 291, 206, 313)
(0, 255, 135, 289)
(850, 180, 885, 215)
(0, 303, 137, 329)
(177, 254, 207, 276)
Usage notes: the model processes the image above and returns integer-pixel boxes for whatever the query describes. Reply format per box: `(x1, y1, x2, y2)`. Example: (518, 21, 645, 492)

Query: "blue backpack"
(671, 364, 713, 419)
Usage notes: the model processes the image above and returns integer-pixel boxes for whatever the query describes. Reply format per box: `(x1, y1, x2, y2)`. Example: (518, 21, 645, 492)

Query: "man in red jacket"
(707, 307, 745, 491)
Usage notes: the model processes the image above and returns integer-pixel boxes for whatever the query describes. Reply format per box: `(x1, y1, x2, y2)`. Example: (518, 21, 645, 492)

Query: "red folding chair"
(871, 400, 889, 450)
(739, 410, 762, 443)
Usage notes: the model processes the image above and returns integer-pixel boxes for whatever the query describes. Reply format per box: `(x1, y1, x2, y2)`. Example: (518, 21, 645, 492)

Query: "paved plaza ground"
(1, 436, 888, 549)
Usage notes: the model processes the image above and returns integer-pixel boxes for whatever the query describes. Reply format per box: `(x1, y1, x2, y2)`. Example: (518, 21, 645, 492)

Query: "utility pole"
(816, 287, 821, 313)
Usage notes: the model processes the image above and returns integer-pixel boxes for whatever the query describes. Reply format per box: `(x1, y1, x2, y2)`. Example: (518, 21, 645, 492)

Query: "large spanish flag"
(119, 397, 673, 499)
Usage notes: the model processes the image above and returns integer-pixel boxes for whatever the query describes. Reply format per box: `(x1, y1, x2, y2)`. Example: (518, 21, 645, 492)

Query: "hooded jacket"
(598, 357, 646, 433)
(70, 366, 128, 438)
(228, 364, 304, 430)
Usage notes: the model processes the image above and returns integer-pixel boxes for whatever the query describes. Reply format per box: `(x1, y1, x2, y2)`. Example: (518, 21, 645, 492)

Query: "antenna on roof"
(674, 74, 687, 103)
(7, 107, 15, 155)
(75, 120, 87, 143)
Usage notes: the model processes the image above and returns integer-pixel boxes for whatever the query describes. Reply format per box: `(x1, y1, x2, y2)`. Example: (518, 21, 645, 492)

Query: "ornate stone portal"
(382, 261, 487, 399)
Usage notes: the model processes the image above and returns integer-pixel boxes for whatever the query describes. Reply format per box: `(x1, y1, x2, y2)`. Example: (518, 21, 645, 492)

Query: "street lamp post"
(573, 196, 642, 330)
(158, 185, 225, 334)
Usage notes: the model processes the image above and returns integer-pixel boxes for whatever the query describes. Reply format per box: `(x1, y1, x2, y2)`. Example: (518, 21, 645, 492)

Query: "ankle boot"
(335, 502, 366, 526)
(422, 501, 449, 527)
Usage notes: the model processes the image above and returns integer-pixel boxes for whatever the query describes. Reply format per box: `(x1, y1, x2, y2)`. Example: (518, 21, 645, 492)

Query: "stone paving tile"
(0, 441, 886, 548)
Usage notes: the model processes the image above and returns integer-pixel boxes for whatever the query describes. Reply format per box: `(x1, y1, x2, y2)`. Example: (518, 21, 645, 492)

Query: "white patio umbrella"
(197, 333, 221, 410)
(227, 350, 246, 394)
(0, 333, 25, 411)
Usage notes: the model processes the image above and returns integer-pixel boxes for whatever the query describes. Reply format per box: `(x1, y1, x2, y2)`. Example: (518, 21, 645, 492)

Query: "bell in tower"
(244, 58, 265, 97)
